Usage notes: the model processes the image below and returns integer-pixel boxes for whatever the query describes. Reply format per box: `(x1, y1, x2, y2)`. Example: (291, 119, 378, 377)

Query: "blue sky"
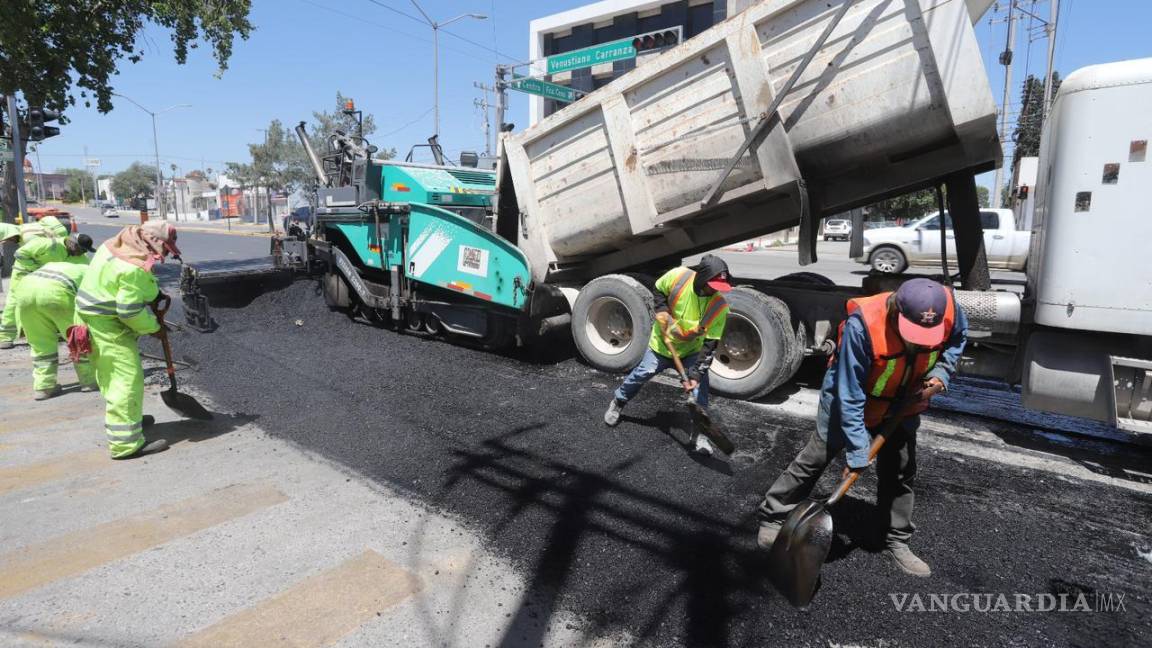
(31, 0, 1152, 192)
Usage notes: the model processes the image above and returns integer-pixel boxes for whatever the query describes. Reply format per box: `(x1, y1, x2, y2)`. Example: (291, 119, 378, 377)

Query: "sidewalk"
(0, 298, 615, 646)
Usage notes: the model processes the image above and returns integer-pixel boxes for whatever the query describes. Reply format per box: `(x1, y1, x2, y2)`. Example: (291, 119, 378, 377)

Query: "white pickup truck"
(856, 208, 1029, 273)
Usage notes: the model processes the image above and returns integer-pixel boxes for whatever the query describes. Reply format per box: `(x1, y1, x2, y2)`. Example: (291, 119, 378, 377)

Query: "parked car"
(855, 208, 1029, 273)
(822, 218, 851, 241)
(103, 207, 120, 218)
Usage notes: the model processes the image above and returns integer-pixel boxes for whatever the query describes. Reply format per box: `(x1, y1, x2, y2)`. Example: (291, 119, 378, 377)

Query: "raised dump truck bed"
(497, 0, 999, 284)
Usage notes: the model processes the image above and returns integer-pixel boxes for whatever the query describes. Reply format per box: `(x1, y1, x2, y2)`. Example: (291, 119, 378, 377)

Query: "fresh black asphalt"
(148, 279, 1152, 647)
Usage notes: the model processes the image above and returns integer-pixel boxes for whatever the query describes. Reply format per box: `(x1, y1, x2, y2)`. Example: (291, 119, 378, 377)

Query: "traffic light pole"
(5, 95, 28, 223)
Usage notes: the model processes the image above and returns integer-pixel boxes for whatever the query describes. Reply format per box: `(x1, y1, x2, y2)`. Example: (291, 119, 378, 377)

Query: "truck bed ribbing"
(498, 0, 1000, 284)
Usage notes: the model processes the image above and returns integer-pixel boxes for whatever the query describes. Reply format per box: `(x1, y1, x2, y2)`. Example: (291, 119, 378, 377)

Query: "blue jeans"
(614, 348, 710, 409)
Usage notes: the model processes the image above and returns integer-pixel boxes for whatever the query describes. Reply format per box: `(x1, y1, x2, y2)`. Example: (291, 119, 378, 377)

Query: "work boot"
(142, 415, 156, 429)
(79, 383, 99, 393)
(0, 341, 13, 350)
(692, 434, 716, 457)
(757, 521, 782, 551)
(886, 543, 931, 577)
(34, 385, 62, 401)
(112, 438, 169, 460)
(604, 399, 626, 426)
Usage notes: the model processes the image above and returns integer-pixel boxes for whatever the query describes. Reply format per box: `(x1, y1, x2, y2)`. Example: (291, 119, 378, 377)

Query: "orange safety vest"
(837, 291, 955, 427)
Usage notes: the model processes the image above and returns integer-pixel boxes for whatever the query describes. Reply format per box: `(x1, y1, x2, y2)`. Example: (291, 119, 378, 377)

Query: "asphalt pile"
(163, 279, 1152, 647)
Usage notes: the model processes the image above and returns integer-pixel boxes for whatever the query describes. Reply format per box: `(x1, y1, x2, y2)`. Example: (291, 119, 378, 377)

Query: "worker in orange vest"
(755, 278, 968, 577)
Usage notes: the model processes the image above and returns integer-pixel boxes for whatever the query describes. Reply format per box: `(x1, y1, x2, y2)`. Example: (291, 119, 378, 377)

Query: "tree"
(1012, 73, 1061, 169)
(55, 167, 92, 203)
(0, 1, 254, 115)
(867, 188, 939, 223)
(976, 185, 990, 208)
(111, 162, 158, 208)
(1, 1, 253, 229)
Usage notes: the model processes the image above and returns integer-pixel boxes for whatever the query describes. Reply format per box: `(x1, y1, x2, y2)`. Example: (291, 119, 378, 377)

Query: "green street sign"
(546, 37, 635, 74)
(509, 75, 580, 103)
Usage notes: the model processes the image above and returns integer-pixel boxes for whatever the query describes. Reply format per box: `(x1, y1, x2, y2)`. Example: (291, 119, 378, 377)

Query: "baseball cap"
(74, 234, 96, 254)
(894, 278, 949, 347)
(706, 271, 732, 293)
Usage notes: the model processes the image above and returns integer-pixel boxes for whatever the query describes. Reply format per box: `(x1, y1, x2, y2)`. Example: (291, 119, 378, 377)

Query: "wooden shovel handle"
(825, 413, 906, 506)
(150, 295, 177, 381)
(660, 322, 691, 385)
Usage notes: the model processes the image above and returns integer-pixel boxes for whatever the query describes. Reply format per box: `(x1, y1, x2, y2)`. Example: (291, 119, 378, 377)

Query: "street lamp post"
(408, 1, 487, 138)
(112, 93, 191, 219)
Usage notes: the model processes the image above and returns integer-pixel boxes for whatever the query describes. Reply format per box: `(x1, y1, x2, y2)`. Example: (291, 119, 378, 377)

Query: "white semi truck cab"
(1009, 58, 1152, 434)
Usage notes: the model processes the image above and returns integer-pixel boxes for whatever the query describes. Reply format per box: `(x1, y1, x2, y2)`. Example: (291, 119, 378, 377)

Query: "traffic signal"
(27, 107, 61, 141)
(632, 30, 679, 53)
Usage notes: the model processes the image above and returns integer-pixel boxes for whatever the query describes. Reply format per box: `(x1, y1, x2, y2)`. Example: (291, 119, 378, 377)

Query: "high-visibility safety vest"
(20, 216, 67, 243)
(75, 246, 161, 336)
(648, 267, 729, 358)
(22, 261, 88, 303)
(842, 291, 955, 427)
(12, 237, 68, 277)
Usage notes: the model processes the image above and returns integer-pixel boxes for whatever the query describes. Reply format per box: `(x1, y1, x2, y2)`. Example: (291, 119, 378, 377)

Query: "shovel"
(662, 326, 736, 455)
(152, 294, 213, 420)
(767, 412, 907, 607)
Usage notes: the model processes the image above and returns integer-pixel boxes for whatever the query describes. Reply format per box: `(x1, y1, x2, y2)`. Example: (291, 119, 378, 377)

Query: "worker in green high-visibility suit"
(20, 215, 68, 242)
(0, 226, 84, 350)
(17, 255, 98, 400)
(77, 221, 181, 460)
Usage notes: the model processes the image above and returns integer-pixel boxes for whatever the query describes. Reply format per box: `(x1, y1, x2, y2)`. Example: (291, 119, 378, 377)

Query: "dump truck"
(182, 0, 1151, 435)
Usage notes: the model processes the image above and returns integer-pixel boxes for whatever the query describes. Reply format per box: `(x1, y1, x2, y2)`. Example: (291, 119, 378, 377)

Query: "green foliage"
(55, 167, 91, 203)
(868, 188, 940, 222)
(976, 185, 990, 208)
(111, 162, 158, 202)
(0, 1, 254, 114)
(1012, 73, 1061, 169)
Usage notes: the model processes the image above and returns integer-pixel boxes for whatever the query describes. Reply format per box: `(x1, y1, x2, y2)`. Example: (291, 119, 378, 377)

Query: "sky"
(27, 0, 1152, 194)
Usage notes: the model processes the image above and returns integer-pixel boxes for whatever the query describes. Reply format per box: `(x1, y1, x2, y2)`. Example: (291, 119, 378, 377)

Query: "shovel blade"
(767, 500, 835, 607)
(688, 403, 735, 454)
(161, 388, 214, 421)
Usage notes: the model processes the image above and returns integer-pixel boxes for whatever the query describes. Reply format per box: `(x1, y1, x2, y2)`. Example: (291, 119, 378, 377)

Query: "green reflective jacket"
(20, 216, 67, 242)
(0, 223, 19, 241)
(22, 261, 89, 304)
(13, 237, 68, 276)
(76, 246, 161, 336)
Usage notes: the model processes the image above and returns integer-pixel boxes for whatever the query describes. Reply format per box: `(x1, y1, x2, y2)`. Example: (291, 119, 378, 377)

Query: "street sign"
(546, 38, 635, 75)
(509, 75, 580, 104)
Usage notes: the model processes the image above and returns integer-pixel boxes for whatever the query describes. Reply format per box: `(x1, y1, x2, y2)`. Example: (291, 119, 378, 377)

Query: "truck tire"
(323, 272, 351, 310)
(710, 287, 802, 399)
(572, 274, 654, 373)
(869, 245, 907, 274)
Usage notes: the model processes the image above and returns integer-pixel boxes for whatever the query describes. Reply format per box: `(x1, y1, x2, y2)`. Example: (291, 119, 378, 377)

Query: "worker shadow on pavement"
(144, 411, 258, 447)
(436, 432, 781, 648)
(617, 407, 734, 476)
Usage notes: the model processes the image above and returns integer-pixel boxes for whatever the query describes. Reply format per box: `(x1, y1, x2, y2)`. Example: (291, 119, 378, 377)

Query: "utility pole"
(87, 158, 100, 204)
(80, 145, 89, 204)
(494, 65, 510, 151)
(473, 82, 496, 155)
(992, 1, 1017, 209)
(1041, 0, 1060, 121)
(408, 1, 488, 138)
(32, 144, 46, 202)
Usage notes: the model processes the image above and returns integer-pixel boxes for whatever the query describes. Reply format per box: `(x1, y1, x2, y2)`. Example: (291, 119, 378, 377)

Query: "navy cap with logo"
(894, 278, 949, 347)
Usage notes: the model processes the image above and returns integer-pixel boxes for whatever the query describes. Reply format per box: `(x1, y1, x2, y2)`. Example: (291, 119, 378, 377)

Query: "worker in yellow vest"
(0, 233, 91, 349)
(17, 259, 97, 399)
(604, 254, 732, 456)
(77, 221, 181, 460)
(755, 278, 968, 577)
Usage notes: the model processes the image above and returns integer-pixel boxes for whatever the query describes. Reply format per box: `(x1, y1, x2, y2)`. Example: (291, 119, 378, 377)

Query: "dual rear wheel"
(570, 274, 804, 399)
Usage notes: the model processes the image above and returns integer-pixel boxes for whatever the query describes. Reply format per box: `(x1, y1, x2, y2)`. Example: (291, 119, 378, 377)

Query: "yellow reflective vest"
(648, 267, 729, 358)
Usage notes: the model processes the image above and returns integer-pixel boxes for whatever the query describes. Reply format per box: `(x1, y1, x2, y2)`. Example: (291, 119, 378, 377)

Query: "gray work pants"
(757, 416, 919, 545)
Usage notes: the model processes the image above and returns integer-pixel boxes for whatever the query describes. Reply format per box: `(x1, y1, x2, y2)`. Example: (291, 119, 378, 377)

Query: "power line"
(361, 0, 516, 61)
(377, 107, 433, 138)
